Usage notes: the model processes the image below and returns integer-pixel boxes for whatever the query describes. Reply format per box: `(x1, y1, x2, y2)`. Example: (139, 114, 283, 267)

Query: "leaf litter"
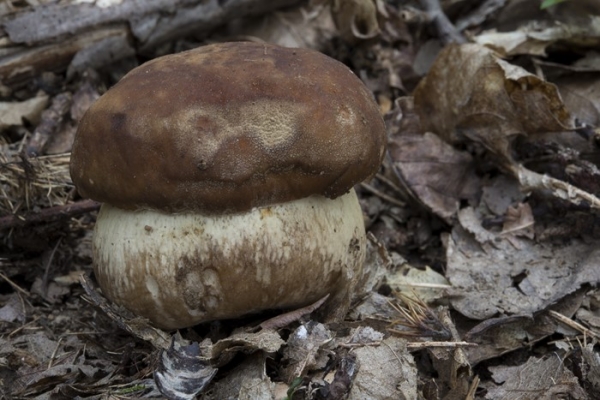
(3, 0, 600, 399)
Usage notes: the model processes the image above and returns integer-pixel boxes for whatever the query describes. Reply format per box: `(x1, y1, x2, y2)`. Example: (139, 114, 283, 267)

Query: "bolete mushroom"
(70, 42, 386, 330)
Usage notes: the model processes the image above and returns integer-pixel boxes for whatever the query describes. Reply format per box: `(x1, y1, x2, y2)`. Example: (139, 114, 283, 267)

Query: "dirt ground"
(2, 0, 600, 399)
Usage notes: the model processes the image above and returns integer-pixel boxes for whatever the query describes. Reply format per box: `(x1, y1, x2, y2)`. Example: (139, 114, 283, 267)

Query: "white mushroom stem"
(93, 189, 366, 329)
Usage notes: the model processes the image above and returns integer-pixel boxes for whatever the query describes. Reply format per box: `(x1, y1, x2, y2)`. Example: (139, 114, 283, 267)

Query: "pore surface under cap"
(70, 41, 386, 213)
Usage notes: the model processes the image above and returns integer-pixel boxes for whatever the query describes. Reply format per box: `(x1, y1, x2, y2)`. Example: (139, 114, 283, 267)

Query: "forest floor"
(2, 0, 600, 399)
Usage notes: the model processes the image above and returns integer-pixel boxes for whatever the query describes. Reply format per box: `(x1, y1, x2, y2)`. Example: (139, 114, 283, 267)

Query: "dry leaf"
(330, 0, 380, 41)
(447, 225, 600, 320)
(481, 175, 525, 216)
(475, 13, 600, 57)
(0, 95, 49, 130)
(347, 336, 417, 400)
(282, 322, 332, 381)
(206, 353, 276, 400)
(413, 43, 574, 167)
(485, 355, 587, 400)
(389, 132, 480, 221)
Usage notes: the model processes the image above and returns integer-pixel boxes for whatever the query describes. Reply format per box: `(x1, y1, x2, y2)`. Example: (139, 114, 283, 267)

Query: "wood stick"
(0, 199, 100, 231)
(0, 0, 302, 88)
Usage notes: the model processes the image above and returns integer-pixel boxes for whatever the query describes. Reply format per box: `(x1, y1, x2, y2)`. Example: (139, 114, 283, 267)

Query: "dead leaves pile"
(376, 1, 600, 399)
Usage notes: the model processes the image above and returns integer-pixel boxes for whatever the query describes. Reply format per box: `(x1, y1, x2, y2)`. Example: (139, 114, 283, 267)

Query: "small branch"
(548, 310, 600, 341)
(256, 293, 330, 331)
(406, 341, 478, 350)
(360, 182, 406, 208)
(419, 0, 466, 44)
(0, 199, 100, 231)
(0, 0, 303, 88)
(0, 270, 31, 297)
(515, 165, 600, 210)
(27, 93, 72, 157)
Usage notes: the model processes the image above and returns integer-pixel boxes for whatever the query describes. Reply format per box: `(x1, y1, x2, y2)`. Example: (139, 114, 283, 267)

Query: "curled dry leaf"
(413, 43, 574, 168)
(581, 343, 600, 393)
(330, 0, 380, 41)
(412, 43, 600, 209)
(0, 293, 26, 323)
(386, 96, 480, 221)
(208, 330, 285, 367)
(323, 353, 359, 400)
(385, 261, 450, 304)
(464, 314, 555, 365)
(474, 8, 600, 57)
(223, 2, 338, 50)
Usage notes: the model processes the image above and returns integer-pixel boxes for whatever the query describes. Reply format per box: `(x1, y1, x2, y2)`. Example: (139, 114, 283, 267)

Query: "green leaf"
(283, 377, 304, 400)
(540, 0, 569, 9)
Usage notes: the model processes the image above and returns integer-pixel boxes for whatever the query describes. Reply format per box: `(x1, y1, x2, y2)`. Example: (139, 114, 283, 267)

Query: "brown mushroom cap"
(70, 41, 386, 213)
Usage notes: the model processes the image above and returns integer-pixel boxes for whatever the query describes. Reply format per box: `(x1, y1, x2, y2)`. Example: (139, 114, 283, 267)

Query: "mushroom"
(70, 42, 386, 330)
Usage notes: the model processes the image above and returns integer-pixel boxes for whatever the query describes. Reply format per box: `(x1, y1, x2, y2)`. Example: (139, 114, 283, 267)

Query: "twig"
(375, 173, 406, 198)
(26, 92, 72, 156)
(41, 237, 62, 296)
(1, 0, 303, 88)
(466, 375, 480, 400)
(393, 282, 452, 289)
(0, 199, 100, 231)
(8, 316, 41, 337)
(515, 165, 600, 210)
(360, 182, 406, 208)
(257, 293, 330, 331)
(47, 336, 65, 369)
(548, 310, 600, 341)
(406, 341, 478, 350)
(0, 270, 30, 297)
(418, 0, 466, 44)
(339, 341, 382, 348)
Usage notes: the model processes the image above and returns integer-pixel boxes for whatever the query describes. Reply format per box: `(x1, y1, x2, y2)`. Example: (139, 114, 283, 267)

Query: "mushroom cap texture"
(70, 41, 386, 213)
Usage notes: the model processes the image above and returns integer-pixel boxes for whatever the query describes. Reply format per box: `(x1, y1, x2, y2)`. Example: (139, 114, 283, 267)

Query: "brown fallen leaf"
(413, 43, 574, 168)
(388, 131, 481, 221)
(412, 42, 600, 210)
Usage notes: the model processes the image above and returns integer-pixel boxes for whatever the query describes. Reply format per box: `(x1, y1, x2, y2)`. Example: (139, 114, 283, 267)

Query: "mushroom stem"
(93, 189, 366, 329)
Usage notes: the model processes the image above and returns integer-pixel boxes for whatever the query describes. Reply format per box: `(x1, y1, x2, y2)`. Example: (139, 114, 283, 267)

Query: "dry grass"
(0, 137, 73, 216)
(388, 291, 451, 340)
